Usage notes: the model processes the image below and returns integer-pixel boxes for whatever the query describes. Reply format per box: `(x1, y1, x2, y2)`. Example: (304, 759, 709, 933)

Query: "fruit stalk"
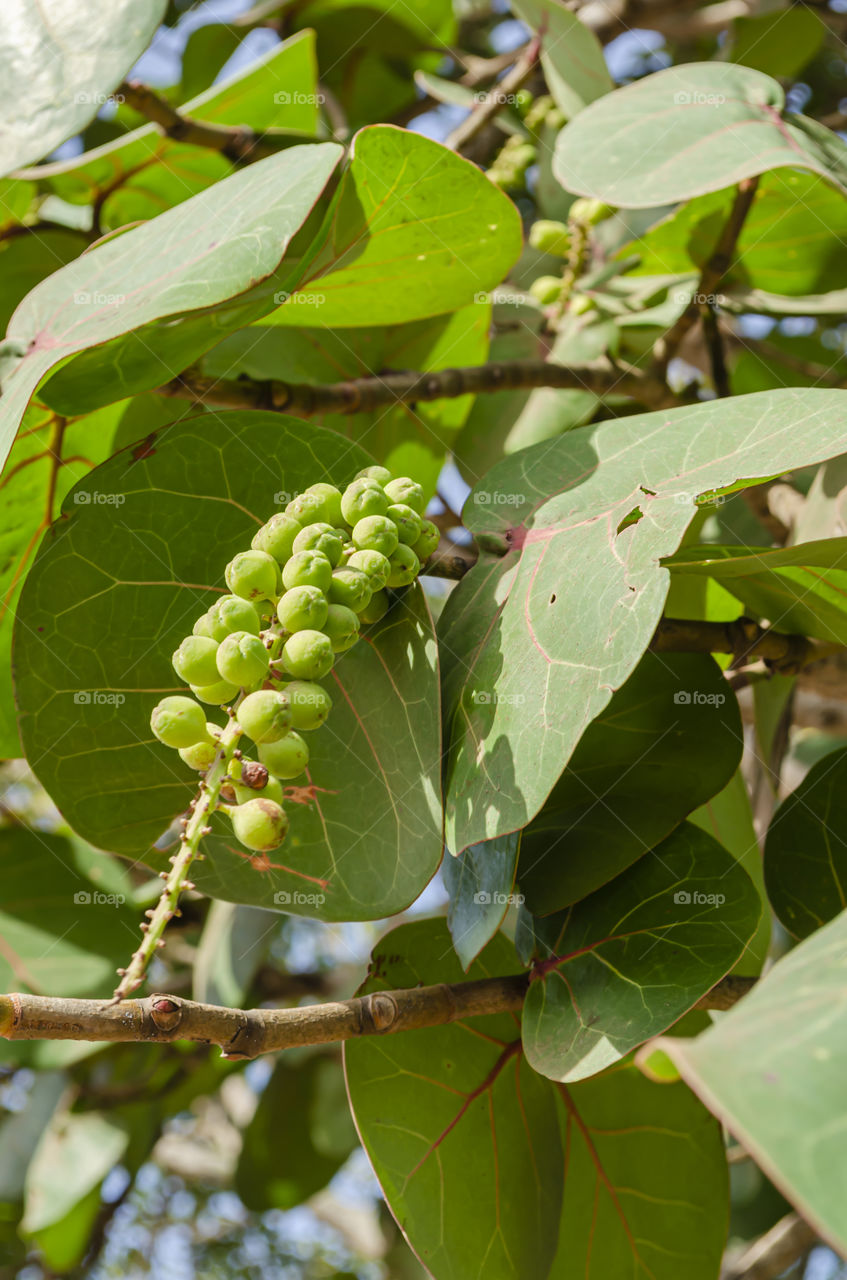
(111, 710, 243, 1002)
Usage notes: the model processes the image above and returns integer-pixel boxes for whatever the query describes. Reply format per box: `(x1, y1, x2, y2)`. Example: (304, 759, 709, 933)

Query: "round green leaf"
(13, 412, 442, 922)
(554, 63, 845, 207)
(521, 822, 761, 1082)
(518, 651, 742, 912)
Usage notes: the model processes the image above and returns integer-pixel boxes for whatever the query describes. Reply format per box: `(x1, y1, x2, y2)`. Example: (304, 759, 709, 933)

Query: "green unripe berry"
(216, 631, 270, 688)
(569, 293, 595, 316)
(252, 514, 300, 563)
(547, 106, 566, 129)
(355, 465, 392, 486)
(281, 630, 334, 680)
(530, 275, 563, 305)
(293, 522, 344, 567)
(328, 567, 372, 614)
(529, 219, 570, 256)
(282, 681, 332, 730)
(386, 544, 420, 588)
(225, 550, 279, 603)
(352, 515, 399, 557)
(237, 689, 292, 743)
(386, 503, 422, 546)
(383, 477, 425, 514)
(570, 197, 615, 226)
(412, 519, 440, 562)
(341, 478, 389, 524)
(511, 142, 537, 169)
(359, 589, 390, 625)
(229, 797, 289, 851)
(212, 595, 261, 638)
(191, 678, 240, 705)
(193, 612, 218, 640)
(234, 773, 284, 806)
(285, 492, 326, 526)
(323, 603, 360, 653)
(259, 732, 310, 780)
(277, 585, 329, 633)
(514, 88, 533, 115)
(151, 696, 209, 748)
(172, 635, 219, 686)
(282, 550, 333, 593)
(347, 549, 391, 589)
(304, 482, 344, 527)
(179, 740, 218, 771)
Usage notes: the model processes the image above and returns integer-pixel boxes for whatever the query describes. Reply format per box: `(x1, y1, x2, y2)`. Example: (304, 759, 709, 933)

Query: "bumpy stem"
(111, 712, 243, 1002)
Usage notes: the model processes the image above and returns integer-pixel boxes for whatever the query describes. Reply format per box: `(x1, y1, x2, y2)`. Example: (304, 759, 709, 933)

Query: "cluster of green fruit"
(149, 467, 439, 857)
(528, 199, 616, 308)
(487, 95, 565, 191)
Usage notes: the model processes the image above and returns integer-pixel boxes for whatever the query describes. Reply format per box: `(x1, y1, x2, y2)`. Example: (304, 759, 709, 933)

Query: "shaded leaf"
(444, 833, 521, 970)
(728, 6, 825, 78)
(345, 920, 563, 1280)
(764, 745, 847, 939)
(237, 1053, 356, 1210)
(520, 822, 760, 1082)
(193, 901, 280, 1006)
(0, 827, 137, 999)
(518, 652, 742, 912)
(691, 769, 770, 975)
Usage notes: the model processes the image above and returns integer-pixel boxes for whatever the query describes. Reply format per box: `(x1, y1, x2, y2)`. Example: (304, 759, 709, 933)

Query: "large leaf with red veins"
(439, 388, 847, 855)
(344, 918, 728, 1280)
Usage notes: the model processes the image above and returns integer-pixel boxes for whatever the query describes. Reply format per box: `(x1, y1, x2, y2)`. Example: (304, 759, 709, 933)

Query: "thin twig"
(118, 80, 314, 162)
(654, 176, 760, 375)
(0, 973, 751, 1059)
(652, 616, 838, 675)
(158, 358, 669, 417)
(721, 1212, 817, 1280)
(445, 38, 540, 151)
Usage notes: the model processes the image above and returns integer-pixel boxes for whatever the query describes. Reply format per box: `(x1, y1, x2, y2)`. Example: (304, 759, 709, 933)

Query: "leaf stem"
(110, 711, 243, 1002)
